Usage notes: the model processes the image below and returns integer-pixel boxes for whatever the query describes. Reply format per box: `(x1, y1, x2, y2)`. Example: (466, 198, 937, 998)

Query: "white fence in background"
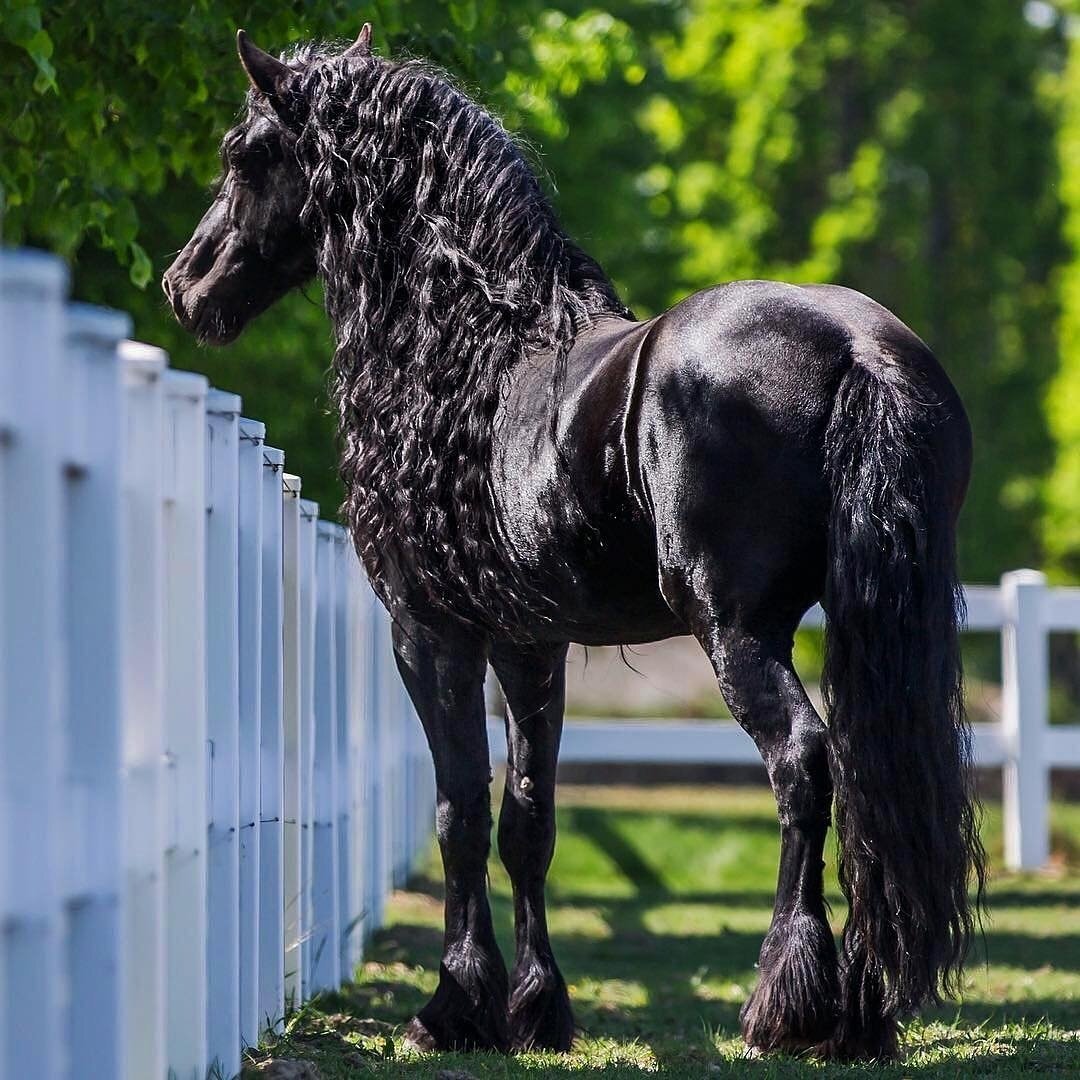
(0, 250, 436, 1080)
(490, 577, 1080, 875)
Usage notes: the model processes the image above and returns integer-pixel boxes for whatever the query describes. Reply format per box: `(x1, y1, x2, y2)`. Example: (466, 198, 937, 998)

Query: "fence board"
(163, 369, 209, 1080)
(62, 304, 130, 1080)
(257, 444, 285, 1036)
(311, 524, 342, 991)
(118, 341, 168, 1080)
(298, 499, 319, 998)
(281, 473, 304, 1005)
(0, 251, 68, 1080)
(237, 417, 265, 1051)
(333, 531, 355, 977)
(205, 389, 242, 1079)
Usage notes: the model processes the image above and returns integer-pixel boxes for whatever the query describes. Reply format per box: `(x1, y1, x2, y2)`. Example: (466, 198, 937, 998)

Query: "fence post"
(118, 341, 168, 1080)
(1001, 569, 1050, 870)
(298, 499, 320, 998)
(348, 568, 374, 952)
(205, 389, 242, 1079)
(332, 532, 354, 979)
(62, 304, 131, 1080)
(237, 417, 265, 1051)
(0, 250, 68, 1080)
(257, 446, 285, 1034)
(311, 523, 341, 992)
(281, 474, 304, 1005)
(162, 369, 209, 1080)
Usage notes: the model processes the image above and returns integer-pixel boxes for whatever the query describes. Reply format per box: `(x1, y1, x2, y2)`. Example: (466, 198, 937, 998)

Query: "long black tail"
(822, 355, 985, 1036)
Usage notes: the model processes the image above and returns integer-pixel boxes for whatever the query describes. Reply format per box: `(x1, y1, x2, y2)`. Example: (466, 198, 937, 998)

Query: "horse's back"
(492, 278, 966, 644)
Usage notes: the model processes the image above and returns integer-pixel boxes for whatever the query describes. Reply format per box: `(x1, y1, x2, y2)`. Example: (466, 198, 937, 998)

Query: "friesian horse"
(163, 24, 985, 1061)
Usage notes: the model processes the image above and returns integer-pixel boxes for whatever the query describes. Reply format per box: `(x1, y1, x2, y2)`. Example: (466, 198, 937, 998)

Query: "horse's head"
(162, 25, 373, 344)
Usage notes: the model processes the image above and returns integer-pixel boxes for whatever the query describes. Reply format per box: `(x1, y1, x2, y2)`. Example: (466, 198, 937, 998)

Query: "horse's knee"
(436, 780, 492, 862)
(497, 786, 555, 878)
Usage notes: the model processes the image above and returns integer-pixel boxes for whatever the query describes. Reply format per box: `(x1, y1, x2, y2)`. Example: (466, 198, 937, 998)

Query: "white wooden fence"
(3, 245, 1079, 1076)
(489, 574, 1080, 874)
(0, 249, 436, 1080)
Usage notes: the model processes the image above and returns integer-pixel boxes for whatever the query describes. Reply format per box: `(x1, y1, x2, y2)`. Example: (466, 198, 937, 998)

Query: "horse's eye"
(230, 154, 262, 188)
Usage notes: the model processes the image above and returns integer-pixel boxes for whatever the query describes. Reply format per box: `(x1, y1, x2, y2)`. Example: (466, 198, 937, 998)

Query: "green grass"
(245, 786, 1080, 1077)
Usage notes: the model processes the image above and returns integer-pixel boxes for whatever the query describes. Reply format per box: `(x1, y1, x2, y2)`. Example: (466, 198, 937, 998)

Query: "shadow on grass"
(247, 794, 1080, 1077)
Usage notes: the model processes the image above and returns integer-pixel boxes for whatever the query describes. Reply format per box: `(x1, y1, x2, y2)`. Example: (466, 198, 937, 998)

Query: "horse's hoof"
(741, 1036, 817, 1060)
(402, 1011, 511, 1054)
(739, 912, 840, 1054)
(402, 1016, 439, 1052)
(814, 1019, 899, 1063)
(508, 960, 575, 1052)
(402, 986, 512, 1055)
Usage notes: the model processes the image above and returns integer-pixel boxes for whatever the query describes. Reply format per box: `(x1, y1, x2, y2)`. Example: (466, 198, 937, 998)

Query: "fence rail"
(0, 250, 436, 1080)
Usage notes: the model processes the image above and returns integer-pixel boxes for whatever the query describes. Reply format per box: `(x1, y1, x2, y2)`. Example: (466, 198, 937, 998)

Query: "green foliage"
(0, 0, 542, 511)
(501, 0, 1061, 583)
(1, 1, 1075, 571)
(1047, 16, 1080, 579)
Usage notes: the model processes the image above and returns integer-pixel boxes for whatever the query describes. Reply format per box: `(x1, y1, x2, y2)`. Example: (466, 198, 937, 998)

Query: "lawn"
(245, 785, 1080, 1077)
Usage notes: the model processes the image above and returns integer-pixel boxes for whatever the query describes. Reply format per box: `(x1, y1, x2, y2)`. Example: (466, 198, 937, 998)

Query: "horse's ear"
(237, 29, 290, 97)
(343, 22, 374, 59)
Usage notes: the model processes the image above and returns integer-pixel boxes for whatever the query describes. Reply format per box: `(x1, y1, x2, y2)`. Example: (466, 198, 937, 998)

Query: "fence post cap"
(0, 247, 68, 294)
(238, 417, 266, 441)
(282, 472, 302, 496)
(164, 368, 209, 401)
(1001, 569, 1048, 588)
(119, 338, 168, 373)
(207, 387, 242, 416)
(66, 302, 131, 344)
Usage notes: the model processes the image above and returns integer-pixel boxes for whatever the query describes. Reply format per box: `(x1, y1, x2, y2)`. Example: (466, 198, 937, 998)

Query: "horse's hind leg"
(677, 602, 839, 1053)
(491, 640, 575, 1052)
(715, 625, 839, 1053)
(391, 615, 509, 1053)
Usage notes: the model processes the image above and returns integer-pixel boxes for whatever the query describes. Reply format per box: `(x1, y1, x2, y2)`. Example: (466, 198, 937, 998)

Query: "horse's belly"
(497, 484, 683, 645)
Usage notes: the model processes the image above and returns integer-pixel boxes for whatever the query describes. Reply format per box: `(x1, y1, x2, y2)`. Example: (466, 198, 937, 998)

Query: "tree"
(2, 0, 543, 511)
(506, 0, 1061, 582)
(1, 1, 1066, 581)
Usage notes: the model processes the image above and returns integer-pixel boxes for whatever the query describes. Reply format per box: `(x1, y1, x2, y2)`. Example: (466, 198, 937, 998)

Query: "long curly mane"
(281, 43, 628, 631)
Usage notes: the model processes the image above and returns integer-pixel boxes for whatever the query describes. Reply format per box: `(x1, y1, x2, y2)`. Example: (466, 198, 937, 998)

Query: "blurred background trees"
(3, 0, 1079, 585)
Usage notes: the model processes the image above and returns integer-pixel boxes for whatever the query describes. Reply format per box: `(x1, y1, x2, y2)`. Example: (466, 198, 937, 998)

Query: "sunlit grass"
(245, 784, 1080, 1077)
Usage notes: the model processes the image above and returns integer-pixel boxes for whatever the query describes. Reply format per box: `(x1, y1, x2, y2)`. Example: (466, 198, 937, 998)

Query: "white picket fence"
(0, 249, 436, 1080)
(490, 573, 1080, 874)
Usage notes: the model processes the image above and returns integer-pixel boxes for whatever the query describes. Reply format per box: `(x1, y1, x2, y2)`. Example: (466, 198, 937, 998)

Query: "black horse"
(163, 26, 984, 1062)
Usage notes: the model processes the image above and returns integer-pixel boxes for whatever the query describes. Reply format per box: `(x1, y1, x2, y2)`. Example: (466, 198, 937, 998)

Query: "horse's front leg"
(392, 614, 510, 1053)
(491, 640, 574, 1052)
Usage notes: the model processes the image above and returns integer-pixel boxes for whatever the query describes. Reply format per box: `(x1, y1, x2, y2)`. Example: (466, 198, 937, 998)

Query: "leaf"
(448, 0, 477, 33)
(2, 5, 42, 47)
(128, 242, 152, 288)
